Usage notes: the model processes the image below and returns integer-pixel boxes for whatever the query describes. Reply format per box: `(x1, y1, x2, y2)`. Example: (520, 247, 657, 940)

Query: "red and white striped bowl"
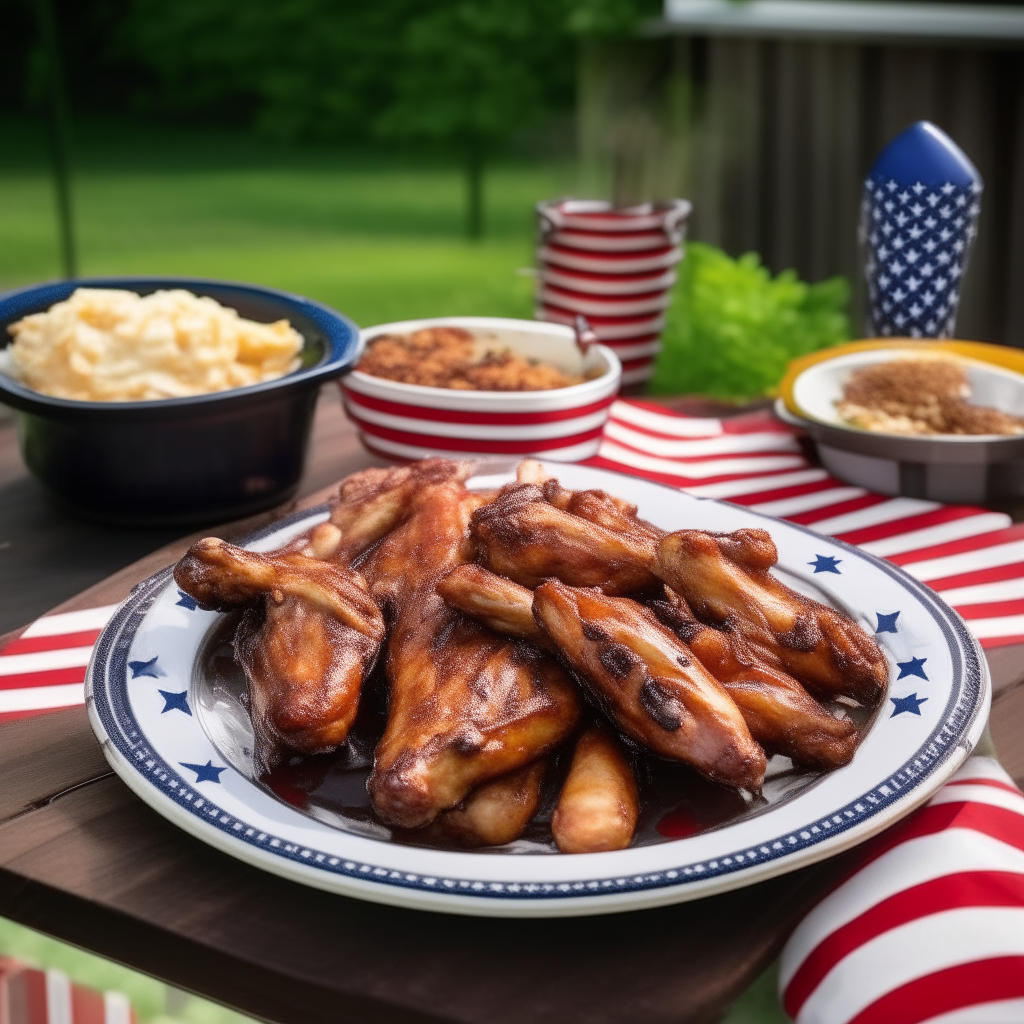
(536, 306, 667, 340)
(536, 198, 691, 240)
(545, 229, 675, 253)
(538, 284, 673, 317)
(539, 244, 683, 275)
(540, 265, 677, 296)
(340, 317, 621, 463)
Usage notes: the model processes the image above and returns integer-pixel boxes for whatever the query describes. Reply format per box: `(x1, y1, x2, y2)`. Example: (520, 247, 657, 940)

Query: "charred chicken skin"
(287, 458, 476, 564)
(470, 482, 661, 595)
(441, 565, 767, 790)
(654, 529, 887, 707)
(540, 480, 664, 545)
(361, 480, 580, 830)
(176, 457, 880, 851)
(174, 538, 385, 768)
(552, 725, 639, 853)
(433, 760, 547, 848)
(649, 592, 858, 771)
(532, 580, 766, 791)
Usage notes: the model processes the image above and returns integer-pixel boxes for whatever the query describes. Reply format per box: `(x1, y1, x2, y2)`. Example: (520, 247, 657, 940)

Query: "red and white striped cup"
(535, 199, 691, 386)
(340, 317, 621, 462)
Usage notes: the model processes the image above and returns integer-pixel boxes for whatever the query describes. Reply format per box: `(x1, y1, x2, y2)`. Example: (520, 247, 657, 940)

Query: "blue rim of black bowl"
(0, 276, 361, 420)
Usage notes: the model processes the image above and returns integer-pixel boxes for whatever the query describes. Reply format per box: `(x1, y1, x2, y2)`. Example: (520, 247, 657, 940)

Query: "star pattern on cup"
(862, 177, 981, 339)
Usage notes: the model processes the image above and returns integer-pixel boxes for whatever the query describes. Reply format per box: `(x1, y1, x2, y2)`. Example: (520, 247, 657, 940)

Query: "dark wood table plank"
(1, 388, 1022, 1024)
(0, 754, 851, 1024)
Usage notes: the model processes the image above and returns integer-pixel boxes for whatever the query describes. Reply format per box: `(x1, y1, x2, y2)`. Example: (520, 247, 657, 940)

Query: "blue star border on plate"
(159, 689, 191, 716)
(175, 590, 198, 610)
(808, 554, 842, 574)
(128, 656, 165, 679)
(875, 611, 900, 634)
(896, 656, 928, 681)
(179, 760, 227, 784)
(890, 693, 928, 717)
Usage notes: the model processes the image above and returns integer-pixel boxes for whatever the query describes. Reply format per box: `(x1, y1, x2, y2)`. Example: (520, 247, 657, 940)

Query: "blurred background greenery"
(0, 3, 846, 1020)
(1, 0, 652, 241)
(0, 0, 854, 403)
(0, 114, 565, 323)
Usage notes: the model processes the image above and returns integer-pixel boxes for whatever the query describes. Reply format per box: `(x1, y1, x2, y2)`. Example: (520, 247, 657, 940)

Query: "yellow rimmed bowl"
(776, 339, 1024, 504)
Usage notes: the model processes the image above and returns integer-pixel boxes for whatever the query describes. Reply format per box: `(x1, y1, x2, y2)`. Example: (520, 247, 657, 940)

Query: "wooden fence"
(577, 12, 1024, 344)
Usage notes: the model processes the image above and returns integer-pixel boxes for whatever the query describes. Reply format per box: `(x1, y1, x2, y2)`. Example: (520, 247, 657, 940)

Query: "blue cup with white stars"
(861, 121, 982, 338)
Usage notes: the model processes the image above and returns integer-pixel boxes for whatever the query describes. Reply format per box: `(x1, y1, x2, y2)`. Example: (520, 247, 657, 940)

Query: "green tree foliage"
(2, 0, 659, 237)
(378, 0, 573, 238)
(650, 243, 851, 401)
(565, 0, 662, 36)
(115, 0, 419, 140)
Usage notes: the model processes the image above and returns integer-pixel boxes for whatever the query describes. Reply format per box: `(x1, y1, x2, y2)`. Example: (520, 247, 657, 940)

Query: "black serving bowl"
(0, 277, 361, 525)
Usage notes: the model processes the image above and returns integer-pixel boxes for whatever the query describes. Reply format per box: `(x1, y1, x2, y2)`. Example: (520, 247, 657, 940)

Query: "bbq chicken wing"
(654, 529, 887, 707)
(442, 563, 858, 774)
(533, 580, 766, 791)
(649, 592, 858, 771)
(541, 481, 664, 544)
(174, 538, 385, 769)
(552, 725, 639, 853)
(282, 459, 476, 564)
(470, 483, 660, 595)
(361, 481, 580, 829)
(436, 564, 548, 647)
(440, 565, 770, 786)
(433, 760, 547, 848)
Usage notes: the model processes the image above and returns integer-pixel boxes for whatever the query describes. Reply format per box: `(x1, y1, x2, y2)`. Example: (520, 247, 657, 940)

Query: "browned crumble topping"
(357, 327, 583, 391)
(836, 357, 1024, 436)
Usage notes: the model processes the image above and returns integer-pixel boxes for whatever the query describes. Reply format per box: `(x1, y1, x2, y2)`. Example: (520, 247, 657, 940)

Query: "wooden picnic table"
(1, 386, 1023, 1024)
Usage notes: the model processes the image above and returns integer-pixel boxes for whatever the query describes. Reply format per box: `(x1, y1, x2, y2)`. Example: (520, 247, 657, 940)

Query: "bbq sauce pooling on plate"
(196, 615, 870, 854)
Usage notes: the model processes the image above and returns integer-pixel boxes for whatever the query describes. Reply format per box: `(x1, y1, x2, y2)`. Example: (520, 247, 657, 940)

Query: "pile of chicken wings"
(173, 458, 887, 854)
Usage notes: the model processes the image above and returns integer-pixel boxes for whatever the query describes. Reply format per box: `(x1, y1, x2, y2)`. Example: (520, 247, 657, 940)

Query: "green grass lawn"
(0, 115, 788, 1024)
(0, 116, 575, 328)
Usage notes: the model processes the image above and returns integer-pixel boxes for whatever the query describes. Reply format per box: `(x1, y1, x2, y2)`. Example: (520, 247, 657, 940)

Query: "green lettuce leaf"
(649, 243, 851, 400)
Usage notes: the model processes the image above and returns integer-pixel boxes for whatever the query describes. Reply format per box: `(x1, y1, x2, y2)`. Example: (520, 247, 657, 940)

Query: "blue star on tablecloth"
(808, 555, 842, 574)
(890, 693, 928, 717)
(896, 656, 928, 680)
(128, 656, 165, 679)
(159, 689, 191, 715)
(875, 611, 901, 634)
(179, 760, 226, 783)
(175, 591, 198, 610)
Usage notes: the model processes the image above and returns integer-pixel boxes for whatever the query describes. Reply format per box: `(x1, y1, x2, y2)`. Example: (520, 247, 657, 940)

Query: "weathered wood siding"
(578, 35, 1024, 343)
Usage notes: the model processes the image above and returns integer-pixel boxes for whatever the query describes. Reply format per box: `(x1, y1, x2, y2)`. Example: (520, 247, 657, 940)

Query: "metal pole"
(35, 0, 77, 280)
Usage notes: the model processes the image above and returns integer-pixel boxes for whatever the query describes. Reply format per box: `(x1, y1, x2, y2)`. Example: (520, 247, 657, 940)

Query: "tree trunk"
(36, 0, 77, 279)
(465, 142, 484, 240)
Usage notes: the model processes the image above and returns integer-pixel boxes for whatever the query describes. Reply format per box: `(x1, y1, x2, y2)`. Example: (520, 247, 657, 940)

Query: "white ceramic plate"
(86, 463, 989, 917)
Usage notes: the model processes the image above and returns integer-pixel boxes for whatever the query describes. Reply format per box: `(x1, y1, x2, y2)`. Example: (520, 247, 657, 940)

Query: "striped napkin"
(3, 398, 1022, 724)
(780, 756, 1024, 1024)
(0, 604, 118, 723)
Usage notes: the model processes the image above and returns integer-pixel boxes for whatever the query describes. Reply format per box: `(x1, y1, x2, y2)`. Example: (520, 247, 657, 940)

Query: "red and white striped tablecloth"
(3, 399, 1023, 723)
(779, 755, 1024, 1024)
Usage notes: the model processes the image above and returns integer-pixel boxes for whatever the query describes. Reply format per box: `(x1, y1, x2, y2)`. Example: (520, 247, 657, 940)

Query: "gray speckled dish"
(779, 348, 1024, 504)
